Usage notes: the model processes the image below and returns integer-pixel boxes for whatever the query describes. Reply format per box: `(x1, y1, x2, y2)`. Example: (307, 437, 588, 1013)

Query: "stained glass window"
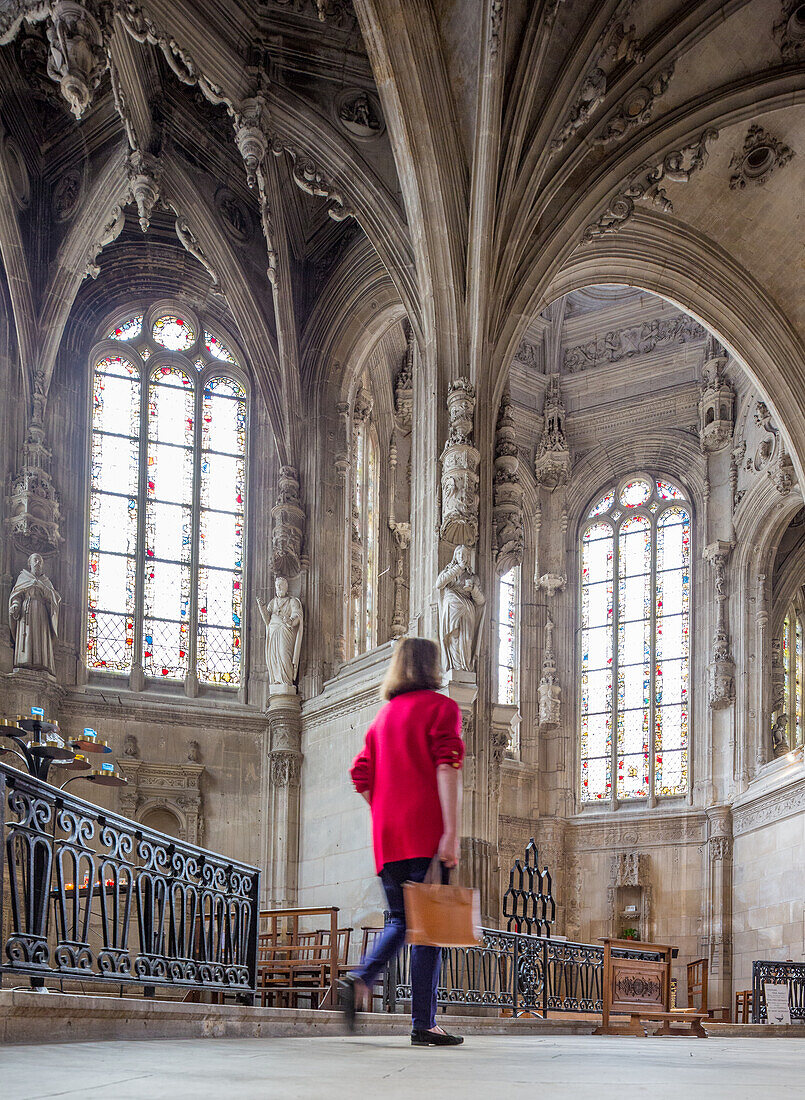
(152, 314, 196, 351)
(107, 314, 143, 341)
(775, 606, 804, 750)
(86, 308, 248, 690)
(580, 476, 690, 802)
(497, 568, 519, 706)
(204, 331, 236, 363)
(350, 392, 378, 657)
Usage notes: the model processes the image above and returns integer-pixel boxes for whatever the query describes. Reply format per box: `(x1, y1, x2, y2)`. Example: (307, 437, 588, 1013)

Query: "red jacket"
(350, 689, 464, 873)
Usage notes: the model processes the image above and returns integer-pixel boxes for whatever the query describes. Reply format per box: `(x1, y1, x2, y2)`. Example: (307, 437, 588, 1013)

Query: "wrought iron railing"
(390, 929, 666, 1016)
(0, 762, 260, 998)
(752, 960, 805, 1023)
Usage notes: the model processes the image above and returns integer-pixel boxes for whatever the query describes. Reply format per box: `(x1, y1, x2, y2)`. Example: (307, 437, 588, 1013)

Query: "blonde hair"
(381, 637, 443, 700)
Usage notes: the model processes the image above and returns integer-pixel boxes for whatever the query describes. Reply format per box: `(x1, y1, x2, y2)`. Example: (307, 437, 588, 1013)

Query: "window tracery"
(496, 566, 520, 706)
(580, 475, 691, 803)
(87, 302, 247, 689)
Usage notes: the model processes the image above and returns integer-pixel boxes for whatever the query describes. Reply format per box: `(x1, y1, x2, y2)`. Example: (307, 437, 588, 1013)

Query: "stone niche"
(117, 759, 204, 846)
(607, 852, 652, 941)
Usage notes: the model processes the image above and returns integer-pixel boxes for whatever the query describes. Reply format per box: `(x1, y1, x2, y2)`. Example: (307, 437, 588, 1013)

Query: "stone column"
(703, 805, 733, 1008)
(264, 690, 303, 908)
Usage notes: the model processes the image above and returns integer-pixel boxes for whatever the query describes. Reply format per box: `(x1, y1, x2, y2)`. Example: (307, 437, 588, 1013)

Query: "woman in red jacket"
(340, 636, 465, 1046)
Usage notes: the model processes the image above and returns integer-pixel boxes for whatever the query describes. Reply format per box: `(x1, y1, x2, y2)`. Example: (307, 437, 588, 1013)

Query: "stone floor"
(3, 1035, 804, 1099)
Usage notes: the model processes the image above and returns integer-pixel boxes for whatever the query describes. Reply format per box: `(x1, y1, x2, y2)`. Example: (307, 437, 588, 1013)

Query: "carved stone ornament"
(174, 213, 220, 288)
(440, 378, 480, 546)
(45, 2, 107, 119)
(534, 374, 571, 488)
(699, 336, 734, 453)
(232, 93, 270, 190)
(493, 392, 524, 576)
(703, 540, 735, 709)
(117, 758, 205, 847)
(126, 149, 162, 233)
(729, 124, 795, 189)
(6, 369, 62, 552)
(270, 465, 305, 578)
(584, 128, 718, 241)
(593, 65, 674, 146)
(335, 88, 385, 141)
(215, 186, 254, 244)
(394, 328, 414, 430)
(270, 749, 302, 789)
(84, 203, 125, 279)
(770, 634, 791, 758)
(773, 1, 805, 61)
(52, 166, 82, 221)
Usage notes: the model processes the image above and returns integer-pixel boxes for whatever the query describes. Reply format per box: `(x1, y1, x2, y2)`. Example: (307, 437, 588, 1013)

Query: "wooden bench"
(593, 937, 708, 1039)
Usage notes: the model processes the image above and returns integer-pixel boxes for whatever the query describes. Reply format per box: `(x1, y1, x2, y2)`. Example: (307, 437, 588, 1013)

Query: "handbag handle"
(424, 856, 450, 885)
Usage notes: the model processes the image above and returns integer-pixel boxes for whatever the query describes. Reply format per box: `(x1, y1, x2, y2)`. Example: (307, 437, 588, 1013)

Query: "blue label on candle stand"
(83, 728, 97, 740)
(101, 762, 114, 773)
(31, 707, 44, 717)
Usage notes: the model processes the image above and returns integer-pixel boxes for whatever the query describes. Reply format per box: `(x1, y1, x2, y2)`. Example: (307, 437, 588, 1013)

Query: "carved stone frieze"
(584, 128, 718, 241)
(570, 813, 706, 849)
(271, 465, 305, 579)
(493, 392, 524, 576)
(732, 778, 805, 835)
(563, 313, 707, 373)
(729, 124, 795, 189)
(703, 540, 735, 709)
(533, 375, 571, 488)
(440, 378, 480, 546)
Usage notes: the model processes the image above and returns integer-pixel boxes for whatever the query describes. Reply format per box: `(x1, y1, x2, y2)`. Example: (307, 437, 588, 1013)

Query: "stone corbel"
(46, 2, 108, 119)
(703, 540, 735, 709)
(440, 378, 479, 546)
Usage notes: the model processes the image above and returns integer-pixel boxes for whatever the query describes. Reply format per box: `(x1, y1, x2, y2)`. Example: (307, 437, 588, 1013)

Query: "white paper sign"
(764, 982, 791, 1025)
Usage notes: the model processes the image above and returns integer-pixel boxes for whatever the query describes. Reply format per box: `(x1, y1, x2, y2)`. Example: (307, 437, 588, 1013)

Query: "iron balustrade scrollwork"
(751, 960, 805, 1023)
(0, 762, 260, 998)
(390, 930, 668, 1017)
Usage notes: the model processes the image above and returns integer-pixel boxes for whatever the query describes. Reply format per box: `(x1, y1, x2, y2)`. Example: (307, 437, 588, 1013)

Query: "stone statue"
(9, 553, 61, 674)
(257, 577, 304, 689)
(436, 545, 485, 672)
(771, 713, 791, 758)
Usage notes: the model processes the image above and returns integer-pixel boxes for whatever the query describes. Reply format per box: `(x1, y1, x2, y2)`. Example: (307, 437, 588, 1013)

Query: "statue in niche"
(436, 545, 485, 672)
(338, 91, 383, 138)
(257, 577, 304, 689)
(771, 713, 791, 758)
(123, 734, 139, 758)
(9, 553, 61, 674)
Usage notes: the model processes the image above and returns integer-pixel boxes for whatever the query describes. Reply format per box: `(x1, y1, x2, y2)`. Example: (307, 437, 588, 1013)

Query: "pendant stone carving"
(270, 466, 305, 579)
(493, 392, 524, 576)
(534, 375, 571, 489)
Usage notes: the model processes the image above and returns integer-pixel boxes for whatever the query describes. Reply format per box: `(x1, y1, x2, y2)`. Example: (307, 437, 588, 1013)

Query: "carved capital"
(270, 749, 302, 789)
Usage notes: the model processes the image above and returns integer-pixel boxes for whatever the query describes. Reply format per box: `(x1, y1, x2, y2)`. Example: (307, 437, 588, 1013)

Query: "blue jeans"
(352, 856, 446, 1030)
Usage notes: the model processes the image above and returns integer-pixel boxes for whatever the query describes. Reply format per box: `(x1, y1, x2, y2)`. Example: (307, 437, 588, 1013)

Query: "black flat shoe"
(411, 1028, 464, 1046)
(338, 976, 359, 1032)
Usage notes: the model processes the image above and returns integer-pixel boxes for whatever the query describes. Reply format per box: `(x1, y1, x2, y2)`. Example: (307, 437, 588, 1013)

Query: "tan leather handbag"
(403, 860, 483, 948)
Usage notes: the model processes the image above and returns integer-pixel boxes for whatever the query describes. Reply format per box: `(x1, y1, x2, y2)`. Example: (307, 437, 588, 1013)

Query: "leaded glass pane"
(581, 520, 615, 799)
(87, 356, 141, 672)
(497, 568, 518, 705)
(204, 331, 236, 362)
(654, 506, 690, 795)
(196, 376, 246, 685)
(619, 478, 651, 507)
(656, 478, 685, 501)
(797, 617, 803, 746)
(365, 432, 378, 650)
(589, 490, 615, 517)
(107, 314, 143, 341)
(152, 313, 196, 351)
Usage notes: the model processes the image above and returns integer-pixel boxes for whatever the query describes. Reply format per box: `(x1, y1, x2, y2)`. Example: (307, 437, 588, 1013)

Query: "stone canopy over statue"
(9, 553, 61, 674)
(436, 545, 485, 672)
(257, 577, 304, 690)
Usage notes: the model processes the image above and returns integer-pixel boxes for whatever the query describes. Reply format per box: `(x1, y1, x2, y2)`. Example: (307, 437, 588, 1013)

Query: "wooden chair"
(256, 906, 341, 1009)
(684, 958, 730, 1021)
(735, 989, 753, 1023)
(359, 926, 387, 1011)
(592, 937, 707, 1038)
